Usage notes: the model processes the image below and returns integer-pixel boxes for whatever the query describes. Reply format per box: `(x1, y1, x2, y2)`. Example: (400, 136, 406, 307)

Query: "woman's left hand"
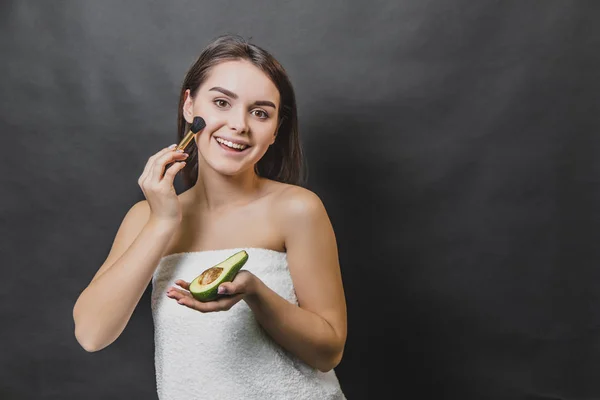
(166, 270, 257, 312)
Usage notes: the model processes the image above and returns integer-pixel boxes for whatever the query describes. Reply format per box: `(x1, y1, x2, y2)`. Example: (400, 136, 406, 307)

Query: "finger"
(168, 292, 192, 302)
(176, 296, 205, 310)
(166, 287, 191, 299)
(150, 150, 188, 182)
(166, 290, 182, 300)
(175, 280, 190, 290)
(217, 282, 238, 295)
(139, 144, 177, 186)
(147, 145, 176, 175)
(163, 160, 186, 182)
(217, 272, 250, 294)
(149, 149, 184, 182)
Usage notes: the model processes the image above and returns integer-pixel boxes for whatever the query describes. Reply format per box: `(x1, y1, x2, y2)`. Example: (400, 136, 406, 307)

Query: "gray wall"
(2, 0, 600, 399)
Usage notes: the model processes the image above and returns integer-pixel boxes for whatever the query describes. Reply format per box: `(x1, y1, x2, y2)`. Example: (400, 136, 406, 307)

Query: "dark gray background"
(2, 0, 600, 399)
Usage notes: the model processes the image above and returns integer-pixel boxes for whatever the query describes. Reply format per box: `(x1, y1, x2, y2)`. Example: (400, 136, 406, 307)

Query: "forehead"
(201, 59, 280, 104)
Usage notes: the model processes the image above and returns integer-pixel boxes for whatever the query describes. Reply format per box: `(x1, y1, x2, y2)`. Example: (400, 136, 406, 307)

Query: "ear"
(269, 130, 278, 146)
(270, 118, 283, 145)
(182, 89, 194, 124)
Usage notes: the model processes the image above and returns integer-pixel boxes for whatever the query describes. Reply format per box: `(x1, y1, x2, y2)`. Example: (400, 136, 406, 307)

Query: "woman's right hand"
(138, 144, 189, 225)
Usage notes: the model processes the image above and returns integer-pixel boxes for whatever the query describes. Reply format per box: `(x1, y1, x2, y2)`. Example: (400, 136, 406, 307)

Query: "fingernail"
(168, 144, 177, 149)
(218, 286, 226, 294)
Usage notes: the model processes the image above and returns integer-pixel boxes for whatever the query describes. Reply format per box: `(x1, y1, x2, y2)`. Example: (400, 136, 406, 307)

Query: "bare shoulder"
(123, 199, 151, 227)
(114, 199, 155, 249)
(272, 184, 327, 219)
(268, 184, 331, 239)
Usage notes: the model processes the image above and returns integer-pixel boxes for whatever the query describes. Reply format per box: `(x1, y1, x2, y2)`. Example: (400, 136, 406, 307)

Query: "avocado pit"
(199, 267, 223, 285)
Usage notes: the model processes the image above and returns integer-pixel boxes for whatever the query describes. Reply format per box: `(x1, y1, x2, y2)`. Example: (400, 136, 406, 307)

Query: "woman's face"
(183, 59, 280, 177)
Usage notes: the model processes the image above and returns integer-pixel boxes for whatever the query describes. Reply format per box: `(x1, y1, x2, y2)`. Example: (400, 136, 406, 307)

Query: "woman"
(73, 34, 347, 399)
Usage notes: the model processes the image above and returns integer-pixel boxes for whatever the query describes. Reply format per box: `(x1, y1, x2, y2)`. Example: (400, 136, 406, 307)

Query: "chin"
(206, 159, 254, 177)
(205, 149, 266, 178)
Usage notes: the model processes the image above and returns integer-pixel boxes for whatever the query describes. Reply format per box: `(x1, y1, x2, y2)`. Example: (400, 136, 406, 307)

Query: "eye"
(213, 99, 230, 108)
(252, 109, 269, 119)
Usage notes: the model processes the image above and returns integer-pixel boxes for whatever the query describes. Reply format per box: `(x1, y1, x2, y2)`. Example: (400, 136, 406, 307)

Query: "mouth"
(214, 137, 251, 153)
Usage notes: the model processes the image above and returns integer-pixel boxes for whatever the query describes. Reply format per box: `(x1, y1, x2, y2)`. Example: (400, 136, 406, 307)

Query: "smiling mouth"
(215, 137, 250, 151)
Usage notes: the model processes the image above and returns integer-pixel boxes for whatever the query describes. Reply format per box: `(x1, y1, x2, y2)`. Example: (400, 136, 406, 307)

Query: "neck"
(190, 162, 263, 212)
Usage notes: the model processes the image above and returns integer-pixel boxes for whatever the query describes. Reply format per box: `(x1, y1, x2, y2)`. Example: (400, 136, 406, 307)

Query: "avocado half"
(189, 250, 249, 302)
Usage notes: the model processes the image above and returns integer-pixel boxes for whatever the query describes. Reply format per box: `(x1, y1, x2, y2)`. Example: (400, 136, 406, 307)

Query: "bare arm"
(72, 201, 177, 352)
(73, 144, 189, 352)
(243, 188, 347, 372)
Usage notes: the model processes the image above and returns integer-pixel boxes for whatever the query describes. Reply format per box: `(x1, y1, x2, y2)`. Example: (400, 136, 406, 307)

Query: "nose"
(227, 108, 249, 134)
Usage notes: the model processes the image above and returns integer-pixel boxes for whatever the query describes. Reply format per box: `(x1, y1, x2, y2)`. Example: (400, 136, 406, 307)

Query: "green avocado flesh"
(189, 250, 249, 302)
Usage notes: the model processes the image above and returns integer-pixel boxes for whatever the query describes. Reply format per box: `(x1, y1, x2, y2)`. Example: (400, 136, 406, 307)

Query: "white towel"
(151, 247, 346, 399)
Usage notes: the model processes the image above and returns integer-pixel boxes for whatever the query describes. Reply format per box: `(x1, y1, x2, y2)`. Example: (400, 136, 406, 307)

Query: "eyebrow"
(209, 86, 277, 109)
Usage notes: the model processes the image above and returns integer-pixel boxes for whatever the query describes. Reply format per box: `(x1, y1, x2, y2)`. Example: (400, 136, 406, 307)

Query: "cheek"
(201, 116, 226, 138)
(191, 110, 226, 141)
(251, 122, 277, 142)
(193, 103, 221, 126)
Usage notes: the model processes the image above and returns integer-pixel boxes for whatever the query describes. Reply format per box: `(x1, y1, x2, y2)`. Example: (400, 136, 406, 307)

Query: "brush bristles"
(191, 116, 206, 133)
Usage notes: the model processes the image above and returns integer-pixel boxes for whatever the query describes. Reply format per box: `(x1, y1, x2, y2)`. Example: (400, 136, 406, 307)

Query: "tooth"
(217, 138, 247, 149)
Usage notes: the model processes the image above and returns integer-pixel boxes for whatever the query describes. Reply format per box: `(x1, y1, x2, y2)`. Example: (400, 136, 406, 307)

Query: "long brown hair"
(176, 34, 305, 188)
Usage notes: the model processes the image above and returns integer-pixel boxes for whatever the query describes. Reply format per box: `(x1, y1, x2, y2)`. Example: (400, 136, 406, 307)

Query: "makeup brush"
(165, 116, 206, 172)
(177, 116, 206, 151)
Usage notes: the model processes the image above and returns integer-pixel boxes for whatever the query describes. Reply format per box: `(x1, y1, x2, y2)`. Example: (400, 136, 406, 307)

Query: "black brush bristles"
(191, 116, 206, 133)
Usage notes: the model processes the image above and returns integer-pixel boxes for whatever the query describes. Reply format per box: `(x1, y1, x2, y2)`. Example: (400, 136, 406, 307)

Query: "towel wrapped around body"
(151, 247, 346, 400)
